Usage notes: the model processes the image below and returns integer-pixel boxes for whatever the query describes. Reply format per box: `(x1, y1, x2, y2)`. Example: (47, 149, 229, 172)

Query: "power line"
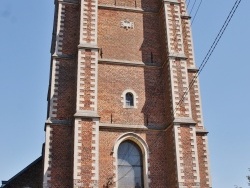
(187, 0, 191, 9)
(115, 0, 242, 185)
(190, 0, 197, 15)
(174, 0, 242, 115)
(191, 0, 203, 25)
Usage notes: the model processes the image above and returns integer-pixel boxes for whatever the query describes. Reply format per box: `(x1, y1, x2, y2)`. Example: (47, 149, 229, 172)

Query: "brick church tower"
(42, 0, 212, 187)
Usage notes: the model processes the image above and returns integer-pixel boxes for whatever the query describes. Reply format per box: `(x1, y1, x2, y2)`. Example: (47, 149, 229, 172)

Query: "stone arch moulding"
(121, 89, 138, 108)
(112, 132, 150, 188)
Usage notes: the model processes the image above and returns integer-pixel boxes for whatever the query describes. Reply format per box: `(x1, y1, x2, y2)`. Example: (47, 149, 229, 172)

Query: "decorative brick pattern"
(40, 0, 213, 187)
(56, 59, 77, 119)
(164, 126, 178, 187)
(170, 59, 191, 117)
(189, 72, 204, 128)
(49, 60, 59, 118)
(165, 2, 184, 55)
(73, 118, 99, 188)
(43, 125, 53, 188)
(91, 118, 100, 187)
(181, 17, 195, 67)
(98, 8, 163, 65)
(190, 127, 201, 184)
(50, 125, 73, 188)
(174, 125, 184, 183)
(179, 126, 195, 187)
(179, 0, 195, 68)
(80, 0, 98, 44)
(3, 0, 213, 186)
(73, 119, 82, 187)
(76, 50, 98, 112)
(98, 64, 166, 127)
(55, 3, 66, 55)
(197, 134, 212, 188)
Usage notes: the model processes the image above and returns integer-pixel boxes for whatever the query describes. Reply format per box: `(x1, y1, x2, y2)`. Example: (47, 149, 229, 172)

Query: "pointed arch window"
(118, 141, 144, 188)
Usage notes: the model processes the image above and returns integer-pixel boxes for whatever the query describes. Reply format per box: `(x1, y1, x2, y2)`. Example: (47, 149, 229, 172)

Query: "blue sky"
(0, 0, 249, 187)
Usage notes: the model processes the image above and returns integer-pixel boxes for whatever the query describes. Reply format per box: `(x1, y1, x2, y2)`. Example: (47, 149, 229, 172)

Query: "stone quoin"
(2, 0, 212, 187)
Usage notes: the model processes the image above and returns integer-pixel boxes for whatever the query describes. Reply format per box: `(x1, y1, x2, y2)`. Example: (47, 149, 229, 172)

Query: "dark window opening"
(126, 92, 134, 107)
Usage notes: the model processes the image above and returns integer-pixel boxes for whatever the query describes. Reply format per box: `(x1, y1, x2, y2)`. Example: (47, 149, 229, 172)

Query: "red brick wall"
(99, 130, 170, 187)
(98, 9, 163, 66)
(98, 0, 161, 12)
(79, 119, 94, 187)
(56, 59, 77, 119)
(41, 0, 212, 187)
(99, 131, 120, 187)
(54, 3, 79, 120)
(165, 126, 178, 187)
(189, 72, 200, 126)
(98, 64, 166, 127)
(197, 134, 210, 188)
(180, 126, 195, 187)
(61, 4, 80, 55)
(50, 125, 73, 188)
(145, 131, 168, 187)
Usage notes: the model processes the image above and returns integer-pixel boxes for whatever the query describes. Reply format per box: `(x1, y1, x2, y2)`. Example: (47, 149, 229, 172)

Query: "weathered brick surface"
(49, 3, 79, 121)
(56, 59, 77, 119)
(61, 4, 80, 55)
(180, 126, 195, 187)
(80, 50, 96, 111)
(99, 130, 171, 187)
(98, 64, 166, 127)
(99, 131, 120, 187)
(98, 9, 163, 65)
(79, 119, 94, 187)
(162, 64, 174, 125)
(197, 134, 210, 188)
(189, 72, 202, 127)
(50, 125, 73, 188)
(145, 131, 168, 187)
(164, 126, 178, 187)
(45, 0, 212, 187)
(98, 0, 161, 12)
(3, 0, 211, 187)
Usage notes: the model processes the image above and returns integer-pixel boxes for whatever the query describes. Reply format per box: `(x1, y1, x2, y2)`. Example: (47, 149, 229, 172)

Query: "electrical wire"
(187, 0, 191, 9)
(191, 0, 203, 25)
(190, 0, 197, 15)
(115, 0, 242, 185)
(174, 0, 242, 115)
